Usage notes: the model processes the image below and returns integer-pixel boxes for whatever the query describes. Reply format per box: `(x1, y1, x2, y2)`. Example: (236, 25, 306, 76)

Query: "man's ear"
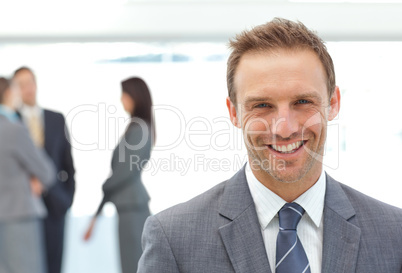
(328, 86, 341, 121)
(226, 97, 241, 128)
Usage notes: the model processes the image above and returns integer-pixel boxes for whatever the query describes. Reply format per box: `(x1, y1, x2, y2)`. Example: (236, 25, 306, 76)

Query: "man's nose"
(271, 107, 298, 139)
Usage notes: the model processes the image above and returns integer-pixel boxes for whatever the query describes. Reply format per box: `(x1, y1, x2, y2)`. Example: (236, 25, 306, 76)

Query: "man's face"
(13, 70, 37, 106)
(227, 49, 340, 184)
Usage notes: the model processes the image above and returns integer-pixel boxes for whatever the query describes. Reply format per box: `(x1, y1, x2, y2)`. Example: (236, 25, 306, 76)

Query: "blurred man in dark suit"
(12, 67, 75, 273)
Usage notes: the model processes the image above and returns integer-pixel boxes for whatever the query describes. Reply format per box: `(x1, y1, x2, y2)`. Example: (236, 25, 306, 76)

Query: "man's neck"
(249, 160, 322, 203)
(20, 103, 41, 117)
(21, 102, 40, 110)
(21, 102, 37, 108)
(0, 103, 14, 111)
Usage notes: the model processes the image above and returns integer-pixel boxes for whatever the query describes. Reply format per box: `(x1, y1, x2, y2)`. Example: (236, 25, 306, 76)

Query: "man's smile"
(268, 140, 307, 154)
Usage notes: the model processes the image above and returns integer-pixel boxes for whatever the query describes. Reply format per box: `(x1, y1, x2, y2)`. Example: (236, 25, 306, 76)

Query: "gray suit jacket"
(101, 123, 151, 211)
(138, 166, 402, 273)
(0, 115, 56, 221)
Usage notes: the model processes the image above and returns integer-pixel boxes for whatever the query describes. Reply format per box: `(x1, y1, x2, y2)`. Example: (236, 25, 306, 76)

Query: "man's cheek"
(244, 117, 271, 136)
(301, 112, 324, 137)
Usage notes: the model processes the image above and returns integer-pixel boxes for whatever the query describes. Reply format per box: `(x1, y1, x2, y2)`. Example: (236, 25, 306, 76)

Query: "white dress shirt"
(20, 104, 44, 125)
(245, 163, 326, 273)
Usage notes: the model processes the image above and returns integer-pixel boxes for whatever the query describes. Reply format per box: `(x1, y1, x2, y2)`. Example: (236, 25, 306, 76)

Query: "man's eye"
(297, 99, 311, 104)
(255, 103, 270, 108)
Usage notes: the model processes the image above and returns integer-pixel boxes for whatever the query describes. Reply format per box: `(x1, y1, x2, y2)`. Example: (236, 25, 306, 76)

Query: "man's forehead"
(238, 47, 320, 65)
(15, 70, 35, 81)
(233, 48, 329, 103)
(235, 48, 325, 80)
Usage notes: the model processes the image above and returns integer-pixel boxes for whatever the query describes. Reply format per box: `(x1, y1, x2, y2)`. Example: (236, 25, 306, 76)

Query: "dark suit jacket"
(138, 166, 402, 273)
(42, 109, 75, 217)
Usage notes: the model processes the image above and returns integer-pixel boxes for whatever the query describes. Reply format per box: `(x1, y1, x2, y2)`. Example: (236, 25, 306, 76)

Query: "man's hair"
(12, 66, 36, 82)
(0, 77, 10, 103)
(227, 18, 335, 105)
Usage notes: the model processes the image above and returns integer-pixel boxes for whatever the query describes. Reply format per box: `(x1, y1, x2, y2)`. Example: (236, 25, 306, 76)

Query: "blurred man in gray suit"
(0, 77, 55, 273)
(138, 18, 402, 273)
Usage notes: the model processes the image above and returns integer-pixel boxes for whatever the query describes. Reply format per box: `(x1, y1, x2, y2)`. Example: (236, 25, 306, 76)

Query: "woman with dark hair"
(84, 77, 155, 273)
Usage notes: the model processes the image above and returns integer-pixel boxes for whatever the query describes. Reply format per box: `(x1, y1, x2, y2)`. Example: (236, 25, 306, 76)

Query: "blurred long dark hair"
(121, 77, 156, 145)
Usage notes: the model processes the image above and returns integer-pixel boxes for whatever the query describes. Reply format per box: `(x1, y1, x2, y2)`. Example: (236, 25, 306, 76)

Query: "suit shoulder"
(126, 123, 150, 136)
(339, 182, 402, 220)
(0, 120, 31, 149)
(44, 109, 64, 120)
(3, 119, 28, 135)
(338, 181, 402, 260)
(154, 180, 228, 224)
(125, 123, 145, 137)
(124, 123, 152, 147)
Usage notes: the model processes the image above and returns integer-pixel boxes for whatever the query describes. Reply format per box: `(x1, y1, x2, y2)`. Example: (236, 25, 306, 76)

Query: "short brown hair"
(0, 77, 10, 103)
(227, 18, 335, 104)
(12, 66, 36, 82)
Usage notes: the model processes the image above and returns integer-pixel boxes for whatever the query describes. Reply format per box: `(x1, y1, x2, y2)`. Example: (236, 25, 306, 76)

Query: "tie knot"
(278, 203, 305, 230)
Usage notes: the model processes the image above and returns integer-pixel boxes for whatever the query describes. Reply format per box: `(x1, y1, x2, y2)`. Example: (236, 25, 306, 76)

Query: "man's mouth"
(269, 140, 306, 154)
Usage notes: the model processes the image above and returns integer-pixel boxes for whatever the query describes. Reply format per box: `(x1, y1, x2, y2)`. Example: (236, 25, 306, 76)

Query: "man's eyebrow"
(293, 92, 324, 103)
(243, 96, 273, 105)
(243, 92, 325, 105)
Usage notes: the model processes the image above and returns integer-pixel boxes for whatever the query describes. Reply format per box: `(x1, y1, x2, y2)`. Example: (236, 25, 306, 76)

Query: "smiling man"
(138, 18, 402, 273)
(230, 48, 338, 202)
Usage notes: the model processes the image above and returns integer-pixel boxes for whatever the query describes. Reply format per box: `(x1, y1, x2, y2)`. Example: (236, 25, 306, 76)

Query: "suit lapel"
(321, 174, 361, 273)
(43, 110, 51, 151)
(218, 166, 271, 273)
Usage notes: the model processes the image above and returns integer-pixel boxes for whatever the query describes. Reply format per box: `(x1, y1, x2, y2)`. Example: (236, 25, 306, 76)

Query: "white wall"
(1, 0, 402, 42)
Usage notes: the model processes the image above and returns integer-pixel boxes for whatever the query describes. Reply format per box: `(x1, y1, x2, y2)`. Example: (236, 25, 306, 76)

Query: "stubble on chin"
(246, 144, 317, 184)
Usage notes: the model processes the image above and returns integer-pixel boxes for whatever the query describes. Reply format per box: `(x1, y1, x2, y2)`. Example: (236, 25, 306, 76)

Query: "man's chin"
(261, 163, 310, 184)
(269, 172, 304, 184)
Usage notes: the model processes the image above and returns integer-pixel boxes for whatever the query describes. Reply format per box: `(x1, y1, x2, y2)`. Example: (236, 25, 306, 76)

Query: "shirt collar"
(245, 162, 326, 229)
(294, 169, 326, 228)
(20, 104, 42, 117)
(0, 105, 18, 122)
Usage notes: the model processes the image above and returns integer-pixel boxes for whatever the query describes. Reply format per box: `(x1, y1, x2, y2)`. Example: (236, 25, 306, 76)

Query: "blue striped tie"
(275, 203, 311, 273)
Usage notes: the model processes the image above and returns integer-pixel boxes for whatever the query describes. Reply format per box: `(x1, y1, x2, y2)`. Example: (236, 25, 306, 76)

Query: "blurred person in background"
(84, 77, 155, 273)
(0, 77, 55, 273)
(12, 67, 75, 273)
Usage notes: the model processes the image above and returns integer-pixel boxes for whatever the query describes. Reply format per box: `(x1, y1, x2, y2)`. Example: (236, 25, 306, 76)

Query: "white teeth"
(271, 141, 304, 153)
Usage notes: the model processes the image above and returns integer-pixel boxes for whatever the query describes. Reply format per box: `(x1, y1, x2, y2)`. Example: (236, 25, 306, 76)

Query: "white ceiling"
(0, 0, 401, 42)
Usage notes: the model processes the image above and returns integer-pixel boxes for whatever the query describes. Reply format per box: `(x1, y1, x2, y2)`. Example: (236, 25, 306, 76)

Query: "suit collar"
(321, 173, 361, 273)
(324, 173, 356, 220)
(43, 110, 50, 150)
(218, 165, 272, 273)
(218, 165, 254, 221)
(19, 104, 43, 118)
(217, 168, 362, 273)
(220, 170, 357, 222)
